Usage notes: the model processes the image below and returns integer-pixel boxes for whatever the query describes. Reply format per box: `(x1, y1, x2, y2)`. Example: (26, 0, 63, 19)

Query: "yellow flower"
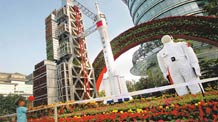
(171, 104, 175, 107)
(136, 108, 143, 113)
(159, 106, 163, 109)
(195, 103, 198, 106)
(165, 106, 169, 109)
(120, 111, 123, 114)
(128, 109, 133, 113)
(74, 116, 81, 118)
(112, 109, 118, 113)
(141, 98, 145, 101)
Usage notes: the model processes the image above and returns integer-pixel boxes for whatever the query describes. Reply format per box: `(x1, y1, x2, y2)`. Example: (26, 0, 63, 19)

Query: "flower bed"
(26, 90, 218, 122)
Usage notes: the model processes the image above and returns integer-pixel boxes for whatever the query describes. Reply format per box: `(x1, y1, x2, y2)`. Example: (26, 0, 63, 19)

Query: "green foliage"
(132, 68, 168, 91)
(125, 67, 170, 98)
(98, 90, 106, 97)
(199, 58, 218, 90)
(134, 78, 146, 90)
(126, 80, 135, 92)
(0, 94, 24, 116)
(204, 0, 218, 16)
(200, 58, 218, 79)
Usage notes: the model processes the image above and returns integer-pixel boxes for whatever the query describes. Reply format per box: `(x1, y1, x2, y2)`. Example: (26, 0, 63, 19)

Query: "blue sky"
(0, 0, 140, 80)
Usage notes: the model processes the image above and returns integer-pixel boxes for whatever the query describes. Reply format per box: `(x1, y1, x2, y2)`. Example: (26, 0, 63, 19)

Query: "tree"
(0, 94, 24, 116)
(131, 65, 174, 98)
(126, 80, 136, 92)
(131, 68, 168, 91)
(134, 77, 147, 90)
(200, 0, 218, 16)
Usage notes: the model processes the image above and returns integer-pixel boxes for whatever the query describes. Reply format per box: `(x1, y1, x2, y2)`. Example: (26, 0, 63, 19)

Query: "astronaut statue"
(157, 35, 204, 96)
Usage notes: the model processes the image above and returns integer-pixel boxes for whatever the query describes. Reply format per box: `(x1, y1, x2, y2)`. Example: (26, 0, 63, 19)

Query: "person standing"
(16, 98, 27, 122)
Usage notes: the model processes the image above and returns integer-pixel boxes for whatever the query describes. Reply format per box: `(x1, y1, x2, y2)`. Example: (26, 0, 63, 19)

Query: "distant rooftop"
(0, 72, 27, 82)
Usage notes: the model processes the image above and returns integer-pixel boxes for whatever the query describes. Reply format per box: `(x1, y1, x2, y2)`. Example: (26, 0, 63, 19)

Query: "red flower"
(171, 110, 178, 116)
(198, 101, 205, 106)
(66, 118, 73, 122)
(213, 106, 217, 111)
(164, 98, 171, 105)
(192, 94, 197, 98)
(188, 104, 195, 110)
(59, 118, 65, 122)
(198, 105, 204, 121)
(206, 107, 211, 114)
(120, 112, 129, 120)
(204, 118, 209, 122)
(213, 114, 218, 122)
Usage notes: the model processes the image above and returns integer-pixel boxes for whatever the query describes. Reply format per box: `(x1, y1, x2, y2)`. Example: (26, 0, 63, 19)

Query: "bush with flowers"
(22, 90, 218, 122)
(0, 90, 217, 122)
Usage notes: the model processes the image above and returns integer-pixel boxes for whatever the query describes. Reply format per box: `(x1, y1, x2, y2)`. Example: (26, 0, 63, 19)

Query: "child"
(16, 97, 27, 122)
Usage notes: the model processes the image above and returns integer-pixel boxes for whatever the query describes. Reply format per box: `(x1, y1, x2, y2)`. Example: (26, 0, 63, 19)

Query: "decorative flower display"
(23, 90, 218, 122)
(92, 16, 218, 83)
(1, 91, 217, 122)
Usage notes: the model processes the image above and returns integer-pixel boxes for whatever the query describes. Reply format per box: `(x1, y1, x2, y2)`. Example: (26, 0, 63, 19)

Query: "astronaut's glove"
(192, 63, 201, 77)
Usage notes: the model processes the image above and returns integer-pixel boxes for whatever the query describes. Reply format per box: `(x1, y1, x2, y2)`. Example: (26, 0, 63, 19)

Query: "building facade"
(124, 0, 205, 25)
(33, 60, 57, 106)
(0, 72, 32, 97)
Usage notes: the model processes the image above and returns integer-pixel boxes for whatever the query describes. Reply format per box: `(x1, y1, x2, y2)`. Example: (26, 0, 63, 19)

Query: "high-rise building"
(122, 0, 207, 76)
(45, 10, 59, 61)
(123, 0, 205, 25)
(33, 60, 57, 106)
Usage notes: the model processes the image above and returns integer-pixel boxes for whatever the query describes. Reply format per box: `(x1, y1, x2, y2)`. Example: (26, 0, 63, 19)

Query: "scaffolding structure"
(55, 2, 96, 102)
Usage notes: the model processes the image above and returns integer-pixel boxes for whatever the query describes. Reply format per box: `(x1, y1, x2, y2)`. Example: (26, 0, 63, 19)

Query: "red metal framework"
(73, 6, 90, 98)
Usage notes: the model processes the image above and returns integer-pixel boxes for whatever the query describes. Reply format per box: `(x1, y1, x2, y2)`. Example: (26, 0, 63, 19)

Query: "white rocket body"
(95, 4, 130, 101)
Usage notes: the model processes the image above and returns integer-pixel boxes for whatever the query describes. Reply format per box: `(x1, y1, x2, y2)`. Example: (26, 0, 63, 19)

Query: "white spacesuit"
(157, 35, 204, 96)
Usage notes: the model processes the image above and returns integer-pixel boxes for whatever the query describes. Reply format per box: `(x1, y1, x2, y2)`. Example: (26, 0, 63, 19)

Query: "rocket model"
(95, 3, 131, 102)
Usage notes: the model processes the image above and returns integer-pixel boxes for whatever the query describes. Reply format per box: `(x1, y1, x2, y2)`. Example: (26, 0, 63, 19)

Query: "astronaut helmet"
(161, 35, 174, 44)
